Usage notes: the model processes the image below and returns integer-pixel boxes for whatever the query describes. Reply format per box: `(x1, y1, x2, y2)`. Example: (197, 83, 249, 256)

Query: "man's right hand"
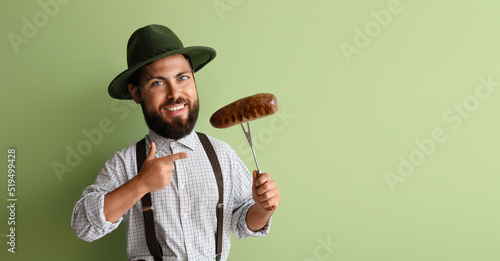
(135, 142, 188, 193)
(104, 142, 188, 223)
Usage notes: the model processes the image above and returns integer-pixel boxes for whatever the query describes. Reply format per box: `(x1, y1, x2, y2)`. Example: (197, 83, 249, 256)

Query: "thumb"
(146, 142, 156, 160)
(252, 170, 257, 185)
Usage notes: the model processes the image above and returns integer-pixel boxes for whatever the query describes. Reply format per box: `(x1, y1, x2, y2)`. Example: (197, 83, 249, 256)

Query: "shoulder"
(198, 132, 249, 171)
(107, 141, 138, 163)
(100, 139, 142, 179)
(91, 140, 141, 187)
(195, 132, 251, 180)
(199, 133, 237, 157)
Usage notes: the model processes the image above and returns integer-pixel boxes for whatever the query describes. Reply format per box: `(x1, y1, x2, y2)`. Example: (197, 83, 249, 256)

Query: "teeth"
(166, 104, 185, 111)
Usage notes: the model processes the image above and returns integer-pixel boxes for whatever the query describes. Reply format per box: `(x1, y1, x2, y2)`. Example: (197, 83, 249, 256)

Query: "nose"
(165, 82, 181, 101)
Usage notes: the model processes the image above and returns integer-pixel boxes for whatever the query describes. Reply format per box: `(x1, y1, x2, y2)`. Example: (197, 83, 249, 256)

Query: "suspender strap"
(196, 132, 224, 261)
(136, 138, 163, 261)
(137, 133, 224, 261)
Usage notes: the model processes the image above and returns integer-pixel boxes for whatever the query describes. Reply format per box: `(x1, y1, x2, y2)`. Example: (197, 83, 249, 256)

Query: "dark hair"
(129, 55, 193, 89)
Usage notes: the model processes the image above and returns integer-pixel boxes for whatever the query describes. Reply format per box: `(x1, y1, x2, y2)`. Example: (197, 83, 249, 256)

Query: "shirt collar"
(148, 129, 197, 152)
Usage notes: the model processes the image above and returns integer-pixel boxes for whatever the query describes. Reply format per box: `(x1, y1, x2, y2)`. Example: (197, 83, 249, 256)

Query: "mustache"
(160, 97, 190, 109)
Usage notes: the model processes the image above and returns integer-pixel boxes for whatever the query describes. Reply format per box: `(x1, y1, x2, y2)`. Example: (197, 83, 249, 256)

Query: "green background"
(2, 0, 500, 260)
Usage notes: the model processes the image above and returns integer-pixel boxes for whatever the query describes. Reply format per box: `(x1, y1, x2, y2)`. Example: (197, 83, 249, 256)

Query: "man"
(71, 24, 281, 261)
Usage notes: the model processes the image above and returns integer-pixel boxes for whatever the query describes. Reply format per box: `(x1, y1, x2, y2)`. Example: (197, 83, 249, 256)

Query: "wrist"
(247, 204, 272, 232)
(130, 175, 148, 197)
(251, 204, 273, 217)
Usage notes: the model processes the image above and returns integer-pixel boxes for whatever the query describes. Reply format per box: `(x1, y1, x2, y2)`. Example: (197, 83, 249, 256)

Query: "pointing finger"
(158, 152, 189, 164)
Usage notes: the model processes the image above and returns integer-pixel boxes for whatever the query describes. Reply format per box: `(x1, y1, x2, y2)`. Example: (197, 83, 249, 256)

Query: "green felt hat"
(108, 24, 216, 99)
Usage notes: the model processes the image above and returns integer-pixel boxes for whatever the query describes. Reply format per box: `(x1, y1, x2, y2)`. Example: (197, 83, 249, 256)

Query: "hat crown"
(108, 24, 216, 100)
(127, 25, 184, 68)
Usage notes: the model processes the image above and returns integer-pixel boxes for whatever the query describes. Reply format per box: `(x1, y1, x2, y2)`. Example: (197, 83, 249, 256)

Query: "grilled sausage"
(210, 93, 279, 128)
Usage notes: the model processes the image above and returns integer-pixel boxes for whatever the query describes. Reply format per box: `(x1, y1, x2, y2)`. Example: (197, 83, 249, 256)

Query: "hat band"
(129, 46, 181, 68)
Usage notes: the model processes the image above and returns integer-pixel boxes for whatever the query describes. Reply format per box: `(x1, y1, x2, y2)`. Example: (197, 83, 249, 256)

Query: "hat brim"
(108, 46, 216, 100)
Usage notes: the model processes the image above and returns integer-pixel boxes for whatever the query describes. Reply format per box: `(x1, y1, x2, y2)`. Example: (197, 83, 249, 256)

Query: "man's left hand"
(252, 170, 281, 213)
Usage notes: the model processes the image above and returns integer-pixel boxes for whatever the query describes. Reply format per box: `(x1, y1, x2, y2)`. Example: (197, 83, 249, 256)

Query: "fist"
(252, 170, 281, 212)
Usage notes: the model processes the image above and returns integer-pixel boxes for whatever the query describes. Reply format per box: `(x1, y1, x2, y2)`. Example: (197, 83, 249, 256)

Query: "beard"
(141, 97, 199, 140)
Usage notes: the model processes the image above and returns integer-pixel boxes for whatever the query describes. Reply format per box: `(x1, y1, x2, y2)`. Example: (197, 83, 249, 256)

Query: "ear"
(128, 84, 142, 104)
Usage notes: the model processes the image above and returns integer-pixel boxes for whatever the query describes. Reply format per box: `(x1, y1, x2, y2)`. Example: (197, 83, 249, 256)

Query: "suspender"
(197, 132, 224, 261)
(136, 138, 163, 261)
(135, 132, 224, 261)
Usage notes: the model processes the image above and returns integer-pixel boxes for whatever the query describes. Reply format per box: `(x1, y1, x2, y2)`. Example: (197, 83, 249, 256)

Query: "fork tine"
(240, 122, 261, 173)
(241, 122, 253, 147)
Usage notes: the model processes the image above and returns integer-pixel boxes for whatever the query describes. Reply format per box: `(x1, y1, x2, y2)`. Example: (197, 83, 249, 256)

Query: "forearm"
(103, 177, 147, 223)
(246, 204, 273, 231)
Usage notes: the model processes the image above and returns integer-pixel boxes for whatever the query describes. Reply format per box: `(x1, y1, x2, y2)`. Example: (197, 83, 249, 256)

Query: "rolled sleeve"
(85, 193, 122, 234)
(232, 199, 271, 239)
(71, 191, 122, 242)
(71, 151, 129, 242)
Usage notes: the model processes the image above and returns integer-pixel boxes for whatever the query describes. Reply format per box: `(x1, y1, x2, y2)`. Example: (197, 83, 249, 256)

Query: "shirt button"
(187, 243, 191, 247)
(183, 213, 188, 218)
(180, 184, 185, 189)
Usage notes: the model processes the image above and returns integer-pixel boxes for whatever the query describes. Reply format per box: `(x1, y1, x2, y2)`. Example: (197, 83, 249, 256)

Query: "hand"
(252, 170, 281, 213)
(135, 142, 188, 193)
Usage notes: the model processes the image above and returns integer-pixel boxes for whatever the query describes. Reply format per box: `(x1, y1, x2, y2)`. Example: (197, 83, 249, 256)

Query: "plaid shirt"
(71, 130, 270, 260)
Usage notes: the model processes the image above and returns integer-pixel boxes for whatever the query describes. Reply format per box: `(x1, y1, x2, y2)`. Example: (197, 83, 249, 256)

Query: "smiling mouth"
(164, 104, 186, 112)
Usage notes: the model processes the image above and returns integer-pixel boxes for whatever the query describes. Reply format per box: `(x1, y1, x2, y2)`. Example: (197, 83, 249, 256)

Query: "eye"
(179, 75, 188, 81)
(152, 81, 163, 87)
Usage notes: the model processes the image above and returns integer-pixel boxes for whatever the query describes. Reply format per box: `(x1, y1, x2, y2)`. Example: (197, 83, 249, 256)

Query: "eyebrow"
(144, 71, 192, 83)
(176, 70, 192, 77)
(144, 76, 167, 83)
